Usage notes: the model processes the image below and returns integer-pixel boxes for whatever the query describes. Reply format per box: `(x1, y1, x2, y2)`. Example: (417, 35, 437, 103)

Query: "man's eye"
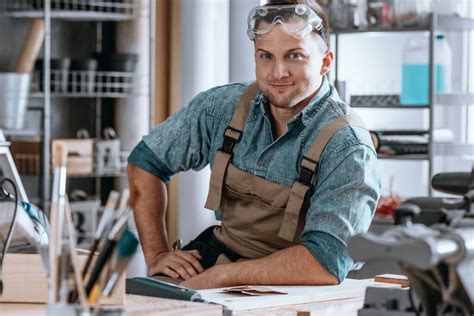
(290, 52, 302, 59)
(260, 53, 272, 60)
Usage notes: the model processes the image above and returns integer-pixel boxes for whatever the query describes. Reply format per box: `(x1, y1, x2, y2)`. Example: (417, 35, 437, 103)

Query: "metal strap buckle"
(298, 156, 318, 186)
(220, 127, 242, 154)
(299, 166, 315, 186)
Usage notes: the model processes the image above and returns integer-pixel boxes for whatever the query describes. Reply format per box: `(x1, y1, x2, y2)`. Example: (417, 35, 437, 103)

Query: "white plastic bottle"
(435, 34, 452, 94)
(401, 34, 452, 106)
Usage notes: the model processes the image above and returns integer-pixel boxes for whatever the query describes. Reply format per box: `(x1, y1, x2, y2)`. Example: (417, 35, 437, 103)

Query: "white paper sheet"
(198, 279, 398, 311)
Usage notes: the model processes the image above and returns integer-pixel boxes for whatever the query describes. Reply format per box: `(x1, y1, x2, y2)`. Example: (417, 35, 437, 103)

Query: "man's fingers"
(168, 261, 193, 279)
(169, 257, 199, 278)
(177, 252, 204, 273)
(186, 249, 202, 259)
(151, 250, 204, 280)
(161, 267, 180, 279)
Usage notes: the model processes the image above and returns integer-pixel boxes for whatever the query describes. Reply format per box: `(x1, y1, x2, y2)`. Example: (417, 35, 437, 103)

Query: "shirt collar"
(300, 76, 331, 125)
(253, 76, 331, 126)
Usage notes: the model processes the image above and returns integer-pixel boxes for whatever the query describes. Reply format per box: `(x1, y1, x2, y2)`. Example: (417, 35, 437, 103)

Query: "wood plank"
(0, 295, 222, 316)
(0, 253, 124, 305)
(374, 274, 410, 288)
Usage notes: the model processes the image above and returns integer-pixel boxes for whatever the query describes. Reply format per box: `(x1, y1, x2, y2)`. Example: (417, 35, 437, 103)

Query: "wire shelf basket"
(31, 70, 136, 97)
(1, 0, 140, 20)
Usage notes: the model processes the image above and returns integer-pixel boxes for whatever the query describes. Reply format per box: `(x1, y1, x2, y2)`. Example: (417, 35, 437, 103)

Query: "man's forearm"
(222, 245, 338, 286)
(128, 163, 169, 269)
(182, 245, 339, 289)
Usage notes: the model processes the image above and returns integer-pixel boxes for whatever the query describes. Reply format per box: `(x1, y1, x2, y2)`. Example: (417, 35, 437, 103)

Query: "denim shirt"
(128, 77, 381, 282)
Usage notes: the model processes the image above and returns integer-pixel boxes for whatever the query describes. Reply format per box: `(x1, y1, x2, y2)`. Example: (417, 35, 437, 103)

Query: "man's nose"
(271, 60, 289, 80)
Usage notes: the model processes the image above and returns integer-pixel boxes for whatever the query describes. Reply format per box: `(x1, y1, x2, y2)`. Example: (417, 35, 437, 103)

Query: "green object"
(125, 277, 204, 302)
(117, 229, 139, 257)
(101, 229, 139, 297)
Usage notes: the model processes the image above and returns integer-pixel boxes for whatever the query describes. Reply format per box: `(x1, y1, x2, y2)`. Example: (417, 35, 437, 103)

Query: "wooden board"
(198, 279, 399, 312)
(0, 295, 222, 316)
(374, 274, 410, 288)
(0, 253, 124, 305)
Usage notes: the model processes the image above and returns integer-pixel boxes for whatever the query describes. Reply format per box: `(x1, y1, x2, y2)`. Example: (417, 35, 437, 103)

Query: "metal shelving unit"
(31, 70, 139, 98)
(1, 0, 155, 208)
(333, 13, 474, 196)
(2, 0, 139, 20)
(377, 154, 429, 161)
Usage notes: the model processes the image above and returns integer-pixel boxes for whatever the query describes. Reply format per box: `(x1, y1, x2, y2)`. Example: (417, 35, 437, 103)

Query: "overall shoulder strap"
(278, 113, 368, 242)
(204, 83, 259, 211)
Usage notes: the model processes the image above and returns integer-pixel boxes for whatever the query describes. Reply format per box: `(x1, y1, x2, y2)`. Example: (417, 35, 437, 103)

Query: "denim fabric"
(128, 77, 381, 282)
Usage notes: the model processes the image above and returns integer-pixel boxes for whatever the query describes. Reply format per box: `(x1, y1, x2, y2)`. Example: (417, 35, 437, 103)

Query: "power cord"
(0, 177, 19, 296)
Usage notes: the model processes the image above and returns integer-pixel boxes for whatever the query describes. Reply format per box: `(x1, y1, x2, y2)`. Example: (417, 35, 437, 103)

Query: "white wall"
(179, 0, 230, 244)
(229, 0, 260, 83)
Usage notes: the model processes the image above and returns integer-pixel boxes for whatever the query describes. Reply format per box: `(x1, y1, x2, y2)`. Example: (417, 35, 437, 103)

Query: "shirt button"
(258, 160, 268, 167)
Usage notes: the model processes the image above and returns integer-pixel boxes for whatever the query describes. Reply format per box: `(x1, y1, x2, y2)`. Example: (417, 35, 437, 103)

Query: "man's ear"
(320, 51, 334, 75)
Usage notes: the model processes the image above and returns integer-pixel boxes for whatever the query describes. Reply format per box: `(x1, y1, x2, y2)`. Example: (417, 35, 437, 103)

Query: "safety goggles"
(247, 4, 327, 43)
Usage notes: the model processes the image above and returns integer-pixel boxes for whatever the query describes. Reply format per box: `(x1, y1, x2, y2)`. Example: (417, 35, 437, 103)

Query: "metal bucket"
(0, 73, 31, 130)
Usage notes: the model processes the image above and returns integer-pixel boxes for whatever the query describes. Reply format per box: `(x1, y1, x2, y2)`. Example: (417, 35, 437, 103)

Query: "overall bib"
(184, 83, 367, 267)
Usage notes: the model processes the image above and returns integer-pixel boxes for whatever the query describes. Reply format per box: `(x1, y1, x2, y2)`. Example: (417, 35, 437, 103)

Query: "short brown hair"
(263, 0, 330, 47)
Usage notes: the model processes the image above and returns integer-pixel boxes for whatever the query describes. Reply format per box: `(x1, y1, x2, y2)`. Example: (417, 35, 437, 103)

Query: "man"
(128, 0, 380, 290)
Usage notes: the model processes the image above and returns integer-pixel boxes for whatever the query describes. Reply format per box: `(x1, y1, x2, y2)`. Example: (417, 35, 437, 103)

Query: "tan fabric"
(278, 114, 367, 242)
(229, 83, 260, 130)
(213, 164, 296, 258)
(215, 254, 232, 265)
(204, 83, 259, 210)
(204, 151, 232, 210)
(277, 181, 310, 241)
(304, 113, 367, 163)
(206, 84, 368, 258)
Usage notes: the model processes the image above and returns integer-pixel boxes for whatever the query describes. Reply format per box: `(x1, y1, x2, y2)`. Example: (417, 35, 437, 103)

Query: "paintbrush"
(85, 210, 131, 301)
(81, 190, 120, 279)
(99, 229, 138, 301)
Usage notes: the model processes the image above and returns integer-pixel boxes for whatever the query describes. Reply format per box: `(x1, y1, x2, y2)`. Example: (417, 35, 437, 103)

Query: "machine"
(348, 168, 474, 316)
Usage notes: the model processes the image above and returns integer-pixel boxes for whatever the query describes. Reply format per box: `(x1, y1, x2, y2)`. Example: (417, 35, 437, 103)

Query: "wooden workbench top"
(0, 294, 222, 316)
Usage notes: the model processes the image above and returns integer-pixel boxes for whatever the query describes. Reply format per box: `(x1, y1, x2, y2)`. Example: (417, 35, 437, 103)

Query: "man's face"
(254, 23, 332, 109)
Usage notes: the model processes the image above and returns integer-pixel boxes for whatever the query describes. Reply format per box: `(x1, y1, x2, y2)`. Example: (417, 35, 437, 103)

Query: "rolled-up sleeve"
(128, 89, 214, 181)
(128, 140, 174, 183)
(300, 127, 381, 282)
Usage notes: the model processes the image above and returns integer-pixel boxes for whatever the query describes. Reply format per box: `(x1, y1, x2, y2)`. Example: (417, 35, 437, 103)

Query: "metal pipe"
(428, 13, 436, 197)
(42, 0, 51, 213)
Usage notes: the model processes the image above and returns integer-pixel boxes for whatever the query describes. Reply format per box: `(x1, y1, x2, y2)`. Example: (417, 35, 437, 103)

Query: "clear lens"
(295, 4, 307, 16)
(256, 7, 268, 17)
(247, 4, 325, 42)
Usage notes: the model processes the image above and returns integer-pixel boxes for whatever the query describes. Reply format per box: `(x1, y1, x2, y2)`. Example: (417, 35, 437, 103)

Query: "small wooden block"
(374, 274, 410, 288)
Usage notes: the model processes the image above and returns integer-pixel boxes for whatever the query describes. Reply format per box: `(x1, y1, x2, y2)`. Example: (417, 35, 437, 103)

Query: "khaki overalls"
(201, 83, 367, 261)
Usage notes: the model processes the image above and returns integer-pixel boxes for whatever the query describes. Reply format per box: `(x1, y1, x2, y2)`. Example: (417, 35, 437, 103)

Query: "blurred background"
(0, 0, 472, 277)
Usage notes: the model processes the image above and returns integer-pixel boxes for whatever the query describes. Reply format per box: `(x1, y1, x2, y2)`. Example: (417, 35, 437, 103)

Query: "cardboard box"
(10, 139, 41, 174)
(51, 139, 94, 175)
(0, 252, 125, 305)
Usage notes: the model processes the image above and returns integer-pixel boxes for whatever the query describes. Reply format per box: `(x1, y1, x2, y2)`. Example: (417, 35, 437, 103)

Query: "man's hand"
(180, 265, 227, 289)
(148, 250, 205, 280)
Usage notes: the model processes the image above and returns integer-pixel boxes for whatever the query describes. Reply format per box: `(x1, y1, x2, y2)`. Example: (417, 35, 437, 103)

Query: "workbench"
(0, 294, 365, 316)
(0, 295, 222, 316)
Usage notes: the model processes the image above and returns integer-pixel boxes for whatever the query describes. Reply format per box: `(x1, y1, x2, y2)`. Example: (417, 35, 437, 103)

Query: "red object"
(376, 194, 402, 217)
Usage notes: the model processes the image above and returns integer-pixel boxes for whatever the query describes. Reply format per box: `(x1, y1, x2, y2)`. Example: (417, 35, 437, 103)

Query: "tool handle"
(53, 142, 69, 168)
(15, 19, 45, 73)
(85, 239, 116, 296)
(82, 239, 99, 279)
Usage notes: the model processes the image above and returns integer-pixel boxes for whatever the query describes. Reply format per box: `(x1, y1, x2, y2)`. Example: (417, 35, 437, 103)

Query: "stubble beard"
(264, 87, 303, 109)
